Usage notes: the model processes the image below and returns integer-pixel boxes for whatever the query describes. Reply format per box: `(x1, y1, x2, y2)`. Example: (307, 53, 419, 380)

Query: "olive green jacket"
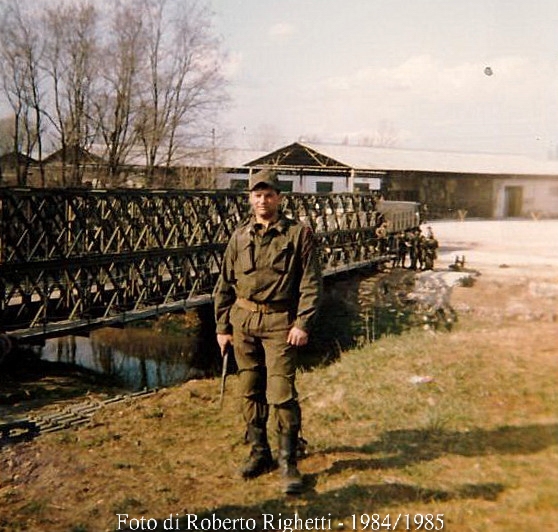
(213, 214, 323, 335)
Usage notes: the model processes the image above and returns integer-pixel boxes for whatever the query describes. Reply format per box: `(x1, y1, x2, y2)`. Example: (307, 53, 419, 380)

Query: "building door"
(504, 186, 523, 217)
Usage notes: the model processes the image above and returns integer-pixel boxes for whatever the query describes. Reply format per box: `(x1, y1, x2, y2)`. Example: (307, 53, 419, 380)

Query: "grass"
(0, 275, 557, 531)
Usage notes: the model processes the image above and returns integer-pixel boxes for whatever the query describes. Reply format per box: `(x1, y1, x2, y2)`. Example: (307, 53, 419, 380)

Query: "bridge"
(0, 187, 419, 345)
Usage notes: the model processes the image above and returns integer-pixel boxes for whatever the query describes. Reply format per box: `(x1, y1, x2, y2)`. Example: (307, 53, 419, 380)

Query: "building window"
(230, 179, 248, 190)
(354, 183, 370, 192)
(316, 181, 333, 193)
(278, 180, 293, 192)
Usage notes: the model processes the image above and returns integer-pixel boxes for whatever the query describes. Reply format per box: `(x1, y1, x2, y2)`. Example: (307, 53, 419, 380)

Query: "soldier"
(409, 228, 421, 270)
(392, 231, 408, 268)
(375, 217, 389, 254)
(213, 169, 323, 495)
(422, 226, 439, 270)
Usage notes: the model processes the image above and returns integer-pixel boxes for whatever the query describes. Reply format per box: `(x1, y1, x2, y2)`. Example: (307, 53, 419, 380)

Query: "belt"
(236, 298, 291, 314)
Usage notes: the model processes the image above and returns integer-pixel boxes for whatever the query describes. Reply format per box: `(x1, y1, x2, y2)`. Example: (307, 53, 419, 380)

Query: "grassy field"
(1, 269, 557, 531)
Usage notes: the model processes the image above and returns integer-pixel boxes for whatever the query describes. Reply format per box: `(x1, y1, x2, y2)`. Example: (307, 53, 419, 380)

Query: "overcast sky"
(210, 0, 558, 159)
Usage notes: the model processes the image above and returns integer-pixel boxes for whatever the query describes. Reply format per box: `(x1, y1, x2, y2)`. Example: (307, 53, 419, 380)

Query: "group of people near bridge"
(393, 226, 439, 271)
(376, 222, 439, 271)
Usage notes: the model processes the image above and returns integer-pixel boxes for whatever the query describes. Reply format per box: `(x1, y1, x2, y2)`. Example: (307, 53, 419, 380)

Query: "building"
(221, 142, 384, 193)
(216, 142, 558, 219)
(5, 140, 558, 219)
(0, 152, 38, 186)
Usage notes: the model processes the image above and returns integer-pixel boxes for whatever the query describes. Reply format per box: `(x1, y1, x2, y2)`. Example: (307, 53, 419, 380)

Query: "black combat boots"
(278, 431, 304, 494)
(240, 425, 275, 479)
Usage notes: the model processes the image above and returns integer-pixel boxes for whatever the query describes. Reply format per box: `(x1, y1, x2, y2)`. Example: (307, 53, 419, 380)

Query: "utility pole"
(211, 127, 216, 188)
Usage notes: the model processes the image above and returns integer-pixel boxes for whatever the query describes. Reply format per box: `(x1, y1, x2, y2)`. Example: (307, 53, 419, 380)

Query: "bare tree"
(298, 133, 323, 144)
(135, 0, 228, 186)
(42, 1, 100, 186)
(359, 120, 400, 148)
(249, 123, 283, 151)
(0, 0, 46, 185)
(0, 0, 228, 188)
(163, 2, 228, 173)
(92, 1, 146, 184)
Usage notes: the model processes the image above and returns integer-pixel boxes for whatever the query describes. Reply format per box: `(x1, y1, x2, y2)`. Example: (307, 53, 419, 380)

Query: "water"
(41, 305, 221, 391)
(39, 269, 456, 391)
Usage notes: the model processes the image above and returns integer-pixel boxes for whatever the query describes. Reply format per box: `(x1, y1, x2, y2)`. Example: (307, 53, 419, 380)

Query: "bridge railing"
(0, 188, 416, 341)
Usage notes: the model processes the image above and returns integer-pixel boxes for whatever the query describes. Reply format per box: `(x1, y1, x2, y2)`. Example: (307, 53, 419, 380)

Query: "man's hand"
(287, 326, 309, 347)
(217, 333, 233, 356)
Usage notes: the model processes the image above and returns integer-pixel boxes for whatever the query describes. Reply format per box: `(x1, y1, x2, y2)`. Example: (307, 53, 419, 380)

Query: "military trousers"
(230, 304, 301, 435)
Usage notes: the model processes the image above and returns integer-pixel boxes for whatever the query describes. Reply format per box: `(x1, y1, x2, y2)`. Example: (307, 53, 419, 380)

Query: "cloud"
(278, 52, 558, 154)
(324, 55, 463, 96)
(320, 53, 557, 107)
(222, 50, 243, 80)
(268, 22, 295, 39)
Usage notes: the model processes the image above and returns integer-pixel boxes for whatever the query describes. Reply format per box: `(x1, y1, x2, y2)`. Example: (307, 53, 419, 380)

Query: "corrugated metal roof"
(300, 142, 558, 176)
(64, 142, 558, 177)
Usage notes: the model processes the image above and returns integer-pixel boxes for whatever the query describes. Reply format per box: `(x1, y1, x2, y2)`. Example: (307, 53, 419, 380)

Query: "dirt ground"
(428, 218, 558, 279)
(428, 218, 558, 324)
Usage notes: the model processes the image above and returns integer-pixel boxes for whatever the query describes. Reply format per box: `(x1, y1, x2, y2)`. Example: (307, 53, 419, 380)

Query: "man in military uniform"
(374, 215, 389, 254)
(408, 228, 422, 270)
(392, 231, 408, 268)
(213, 169, 323, 495)
(422, 226, 439, 270)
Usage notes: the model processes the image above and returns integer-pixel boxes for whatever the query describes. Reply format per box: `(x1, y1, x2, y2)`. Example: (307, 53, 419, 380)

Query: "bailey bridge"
(0, 187, 420, 346)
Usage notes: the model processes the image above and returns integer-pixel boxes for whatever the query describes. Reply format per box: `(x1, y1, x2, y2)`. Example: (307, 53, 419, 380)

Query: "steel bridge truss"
(0, 188, 387, 341)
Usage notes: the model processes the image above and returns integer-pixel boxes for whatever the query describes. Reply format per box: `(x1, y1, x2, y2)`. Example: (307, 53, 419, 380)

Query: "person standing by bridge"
(213, 169, 323, 495)
(422, 226, 439, 270)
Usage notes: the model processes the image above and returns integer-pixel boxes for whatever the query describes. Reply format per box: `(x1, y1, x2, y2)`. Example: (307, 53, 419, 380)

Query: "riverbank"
(1, 220, 557, 531)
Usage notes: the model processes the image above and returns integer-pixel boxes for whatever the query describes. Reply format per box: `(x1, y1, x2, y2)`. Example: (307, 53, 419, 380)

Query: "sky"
(209, 0, 558, 159)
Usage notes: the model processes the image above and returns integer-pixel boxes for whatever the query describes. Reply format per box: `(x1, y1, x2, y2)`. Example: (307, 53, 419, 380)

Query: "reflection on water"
(41, 334, 213, 391)
(41, 269, 443, 391)
(41, 305, 221, 391)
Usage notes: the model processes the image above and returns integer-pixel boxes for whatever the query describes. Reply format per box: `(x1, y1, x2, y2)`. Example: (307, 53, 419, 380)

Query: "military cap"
(249, 169, 280, 191)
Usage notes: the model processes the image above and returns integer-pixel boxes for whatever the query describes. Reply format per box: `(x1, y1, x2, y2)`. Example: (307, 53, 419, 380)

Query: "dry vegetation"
(1, 234, 558, 531)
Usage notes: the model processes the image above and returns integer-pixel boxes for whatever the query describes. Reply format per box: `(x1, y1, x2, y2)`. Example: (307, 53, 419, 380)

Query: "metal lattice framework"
(0, 188, 412, 341)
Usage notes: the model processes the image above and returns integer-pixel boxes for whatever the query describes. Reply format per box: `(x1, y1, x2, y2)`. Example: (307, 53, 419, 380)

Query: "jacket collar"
(247, 212, 290, 235)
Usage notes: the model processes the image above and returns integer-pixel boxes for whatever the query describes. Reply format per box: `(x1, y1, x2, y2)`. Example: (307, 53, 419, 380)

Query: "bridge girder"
(0, 188, 417, 341)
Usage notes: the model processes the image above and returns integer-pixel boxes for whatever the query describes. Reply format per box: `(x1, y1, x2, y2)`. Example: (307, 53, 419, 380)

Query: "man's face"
(249, 186, 281, 222)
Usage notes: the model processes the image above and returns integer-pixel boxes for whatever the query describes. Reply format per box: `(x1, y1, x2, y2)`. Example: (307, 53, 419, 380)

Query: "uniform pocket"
(239, 241, 255, 273)
(271, 241, 293, 273)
